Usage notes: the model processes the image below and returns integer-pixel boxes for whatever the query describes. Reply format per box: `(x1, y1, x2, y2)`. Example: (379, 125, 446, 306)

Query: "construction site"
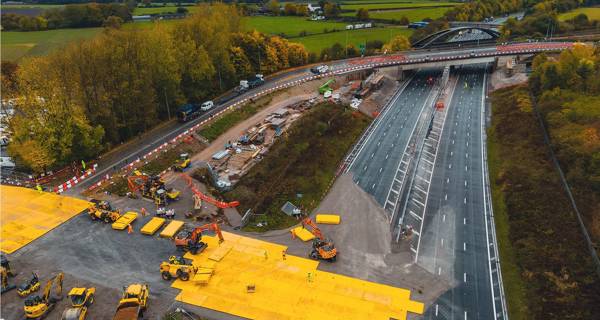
(0, 68, 435, 320)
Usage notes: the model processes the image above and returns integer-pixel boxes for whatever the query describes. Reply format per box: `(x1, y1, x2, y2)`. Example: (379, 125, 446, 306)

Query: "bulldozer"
(24, 272, 64, 319)
(61, 287, 95, 320)
(1, 254, 16, 294)
(160, 256, 198, 281)
(88, 199, 120, 223)
(172, 153, 191, 172)
(17, 273, 41, 297)
(113, 284, 149, 320)
(127, 172, 180, 206)
(302, 218, 338, 262)
(174, 222, 224, 254)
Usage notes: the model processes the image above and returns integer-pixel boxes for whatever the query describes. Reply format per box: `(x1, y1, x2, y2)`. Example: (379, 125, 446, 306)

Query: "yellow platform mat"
(316, 214, 341, 225)
(291, 226, 315, 241)
(172, 231, 424, 320)
(112, 211, 138, 230)
(0, 185, 91, 254)
(140, 217, 166, 235)
(159, 220, 184, 238)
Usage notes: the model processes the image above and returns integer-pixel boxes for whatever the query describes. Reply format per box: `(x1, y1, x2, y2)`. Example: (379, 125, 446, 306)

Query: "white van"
(0, 156, 15, 168)
(201, 101, 214, 111)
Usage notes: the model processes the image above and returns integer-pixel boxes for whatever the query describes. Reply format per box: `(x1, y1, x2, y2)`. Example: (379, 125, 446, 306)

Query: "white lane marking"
(379, 167, 383, 173)
(442, 214, 446, 222)
(464, 272, 467, 282)
(441, 238, 444, 247)
(465, 311, 468, 320)
(452, 140, 455, 144)
(371, 153, 374, 158)
(465, 165, 468, 171)
(435, 304, 439, 316)
(447, 178, 450, 183)
(464, 197, 467, 204)
(465, 180, 468, 187)
(438, 267, 441, 275)
(372, 183, 376, 189)
(385, 154, 389, 159)
(465, 153, 468, 158)
(464, 242, 467, 251)
(464, 217, 466, 225)
(467, 141, 469, 147)
(449, 164, 452, 169)
(444, 194, 447, 201)
(364, 165, 367, 171)
(450, 151, 453, 156)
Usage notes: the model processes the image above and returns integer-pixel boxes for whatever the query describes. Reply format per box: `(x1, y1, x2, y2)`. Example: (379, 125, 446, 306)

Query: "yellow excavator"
(17, 273, 41, 297)
(1, 254, 16, 294)
(172, 153, 191, 172)
(61, 287, 96, 320)
(160, 256, 198, 281)
(88, 199, 120, 223)
(24, 272, 64, 319)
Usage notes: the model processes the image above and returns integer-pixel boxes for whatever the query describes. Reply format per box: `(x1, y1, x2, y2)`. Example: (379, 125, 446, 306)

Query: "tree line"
(1, 3, 132, 31)
(529, 44, 600, 245)
(5, 4, 309, 173)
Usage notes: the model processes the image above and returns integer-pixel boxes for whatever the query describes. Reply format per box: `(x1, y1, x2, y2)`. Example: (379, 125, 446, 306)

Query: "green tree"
(297, 5, 308, 16)
(383, 34, 410, 53)
(103, 15, 123, 29)
(323, 2, 340, 18)
(399, 16, 409, 25)
(267, 0, 280, 16)
(356, 8, 369, 20)
(284, 3, 297, 16)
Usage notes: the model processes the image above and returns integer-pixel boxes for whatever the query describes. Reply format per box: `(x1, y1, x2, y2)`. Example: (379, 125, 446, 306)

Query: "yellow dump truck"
(113, 284, 148, 320)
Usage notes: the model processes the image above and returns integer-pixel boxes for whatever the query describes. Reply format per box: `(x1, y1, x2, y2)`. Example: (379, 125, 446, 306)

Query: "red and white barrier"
(54, 163, 98, 193)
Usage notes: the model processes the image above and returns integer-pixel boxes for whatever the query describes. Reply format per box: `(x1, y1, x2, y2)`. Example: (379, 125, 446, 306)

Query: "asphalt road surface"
(349, 71, 439, 207)
(416, 65, 494, 319)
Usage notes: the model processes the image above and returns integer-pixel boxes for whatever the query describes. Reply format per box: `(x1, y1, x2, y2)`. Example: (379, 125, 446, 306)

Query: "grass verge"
(487, 129, 530, 320)
(198, 95, 273, 142)
(226, 103, 370, 232)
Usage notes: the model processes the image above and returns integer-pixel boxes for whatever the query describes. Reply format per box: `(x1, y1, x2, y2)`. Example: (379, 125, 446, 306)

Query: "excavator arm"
(42, 272, 63, 303)
(190, 223, 224, 244)
(180, 174, 239, 209)
(302, 218, 324, 240)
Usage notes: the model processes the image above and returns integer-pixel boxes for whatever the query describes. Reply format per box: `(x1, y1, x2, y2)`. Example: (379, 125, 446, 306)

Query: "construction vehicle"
(177, 103, 202, 122)
(18, 273, 41, 297)
(172, 153, 191, 172)
(61, 287, 95, 320)
(319, 79, 335, 94)
(174, 222, 224, 254)
(302, 218, 338, 262)
(235, 74, 265, 93)
(1, 254, 16, 294)
(113, 284, 149, 320)
(160, 256, 198, 281)
(24, 272, 64, 319)
(88, 199, 120, 223)
(127, 172, 180, 206)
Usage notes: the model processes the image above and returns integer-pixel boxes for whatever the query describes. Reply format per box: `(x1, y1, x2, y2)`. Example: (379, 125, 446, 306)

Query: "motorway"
(415, 65, 494, 319)
(349, 70, 438, 208)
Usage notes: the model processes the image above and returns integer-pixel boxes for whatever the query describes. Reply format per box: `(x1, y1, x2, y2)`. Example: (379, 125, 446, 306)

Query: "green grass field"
(361, 7, 450, 21)
(242, 16, 348, 37)
(341, 1, 456, 11)
(558, 7, 600, 21)
(1, 28, 102, 61)
(293, 27, 412, 52)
